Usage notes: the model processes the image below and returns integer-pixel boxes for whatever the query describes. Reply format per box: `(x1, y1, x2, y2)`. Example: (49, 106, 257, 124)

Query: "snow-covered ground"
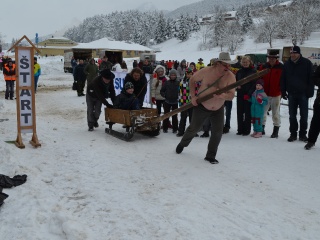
(0, 34, 319, 240)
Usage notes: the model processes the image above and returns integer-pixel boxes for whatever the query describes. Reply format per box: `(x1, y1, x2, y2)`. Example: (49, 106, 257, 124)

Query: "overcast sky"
(0, 0, 199, 43)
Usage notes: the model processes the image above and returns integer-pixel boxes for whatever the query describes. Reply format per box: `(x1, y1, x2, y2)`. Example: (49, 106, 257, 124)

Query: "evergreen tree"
(154, 12, 167, 44)
(177, 14, 189, 41)
(242, 6, 253, 33)
(193, 14, 201, 32)
(165, 18, 173, 39)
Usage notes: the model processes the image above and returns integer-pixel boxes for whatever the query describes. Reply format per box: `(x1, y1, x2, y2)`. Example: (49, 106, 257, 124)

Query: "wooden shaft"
(145, 69, 270, 126)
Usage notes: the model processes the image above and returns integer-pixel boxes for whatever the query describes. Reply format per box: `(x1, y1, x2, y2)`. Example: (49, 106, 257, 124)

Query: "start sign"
(10, 35, 41, 149)
(18, 49, 33, 132)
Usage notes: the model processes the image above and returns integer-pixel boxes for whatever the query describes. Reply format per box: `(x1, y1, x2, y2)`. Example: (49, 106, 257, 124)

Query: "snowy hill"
(154, 30, 320, 64)
(165, 0, 263, 19)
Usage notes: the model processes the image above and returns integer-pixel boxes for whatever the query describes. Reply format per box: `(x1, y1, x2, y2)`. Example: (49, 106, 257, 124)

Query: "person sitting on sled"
(114, 82, 140, 110)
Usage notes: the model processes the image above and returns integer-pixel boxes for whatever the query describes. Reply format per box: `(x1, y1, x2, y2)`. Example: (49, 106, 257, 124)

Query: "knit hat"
(125, 82, 134, 90)
(256, 79, 264, 86)
(169, 69, 178, 76)
(100, 69, 115, 80)
(153, 65, 165, 74)
(290, 46, 301, 54)
(181, 59, 186, 63)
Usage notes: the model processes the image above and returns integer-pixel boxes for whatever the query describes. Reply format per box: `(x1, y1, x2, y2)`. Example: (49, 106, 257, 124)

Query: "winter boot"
(200, 131, 209, 138)
(262, 125, 265, 135)
(287, 135, 297, 142)
(253, 132, 262, 138)
(270, 126, 279, 138)
(223, 126, 230, 134)
(304, 142, 315, 150)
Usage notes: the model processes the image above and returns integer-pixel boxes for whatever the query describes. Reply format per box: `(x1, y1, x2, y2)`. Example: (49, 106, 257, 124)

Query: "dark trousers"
(156, 100, 164, 115)
(163, 102, 178, 131)
(224, 100, 232, 128)
(77, 81, 86, 95)
(288, 93, 309, 137)
(180, 104, 224, 159)
(5, 81, 15, 99)
(307, 97, 320, 143)
(202, 117, 211, 132)
(178, 108, 193, 134)
(237, 96, 252, 134)
(34, 76, 39, 92)
(86, 94, 103, 128)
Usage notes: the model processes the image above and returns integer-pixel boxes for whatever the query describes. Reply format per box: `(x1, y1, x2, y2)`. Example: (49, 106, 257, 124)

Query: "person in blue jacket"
(250, 79, 268, 138)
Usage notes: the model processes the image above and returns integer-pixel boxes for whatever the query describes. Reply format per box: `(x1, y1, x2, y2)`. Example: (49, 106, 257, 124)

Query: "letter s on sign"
(20, 56, 29, 69)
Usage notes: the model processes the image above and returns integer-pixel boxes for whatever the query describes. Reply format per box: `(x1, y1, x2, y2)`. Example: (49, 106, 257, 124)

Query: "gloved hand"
(106, 103, 113, 108)
(257, 96, 263, 104)
(282, 93, 288, 100)
(243, 95, 250, 101)
(152, 97, 156, 104)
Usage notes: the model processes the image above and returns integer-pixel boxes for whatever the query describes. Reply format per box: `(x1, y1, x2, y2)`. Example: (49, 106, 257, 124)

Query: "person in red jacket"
(259, 51, 283, 138)
(3, 59, 16, 100)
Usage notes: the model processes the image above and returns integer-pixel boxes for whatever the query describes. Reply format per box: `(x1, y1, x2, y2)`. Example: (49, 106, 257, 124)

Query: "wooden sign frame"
(8, 35, 41, 148)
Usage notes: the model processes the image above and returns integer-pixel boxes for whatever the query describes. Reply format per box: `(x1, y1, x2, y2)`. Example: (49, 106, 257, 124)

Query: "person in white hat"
(176, 52, 236, 164)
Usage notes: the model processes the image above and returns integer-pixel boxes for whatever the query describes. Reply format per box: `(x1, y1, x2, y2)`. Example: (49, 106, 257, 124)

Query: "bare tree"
(277, 2, 320, 45)
(254, 14, 280, 48)
(225, 21, 244, 55)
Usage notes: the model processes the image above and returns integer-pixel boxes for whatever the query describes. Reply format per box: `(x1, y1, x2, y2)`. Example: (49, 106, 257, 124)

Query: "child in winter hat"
(114, 81, 139, 110)
(250, 79, 268, 138)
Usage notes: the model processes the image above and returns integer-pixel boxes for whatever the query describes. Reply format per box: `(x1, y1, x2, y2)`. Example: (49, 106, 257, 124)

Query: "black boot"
(270, 126, 279, 138)
(262, 125, 265, 135)
(200, 131, 209, 138)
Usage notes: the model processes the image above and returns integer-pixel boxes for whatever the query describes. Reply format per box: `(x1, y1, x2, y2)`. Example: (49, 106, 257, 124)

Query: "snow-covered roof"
(279, 1, 292, 7)
(72, 38, 153, 52)
(224, 11, 237, 18)
(48, 36, 70, 40)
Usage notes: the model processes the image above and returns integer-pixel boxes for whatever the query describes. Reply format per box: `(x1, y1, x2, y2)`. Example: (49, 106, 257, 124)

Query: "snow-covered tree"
(225, 21, 243, 54)
(213, 12, 227, 50)
(277, 2, 320, 45)
(154, 12, 167, 44)
(241, 6, 253, 33)
(177, 15, 189, 41)
(253, 14, 280, 48)
(192, 14, 201, 32)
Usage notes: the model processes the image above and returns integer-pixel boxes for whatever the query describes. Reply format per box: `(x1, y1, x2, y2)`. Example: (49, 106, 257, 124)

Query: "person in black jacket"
(236, 56, 257, 135)
(86, 69, 115, 131)
(305, 65, 320, 150)
(123, 68, 147, 108)
(114, 82, 140, 110)
(281, 46, 314, 142)
(73, 59, 87, 96)
(160, 69, 180, 133)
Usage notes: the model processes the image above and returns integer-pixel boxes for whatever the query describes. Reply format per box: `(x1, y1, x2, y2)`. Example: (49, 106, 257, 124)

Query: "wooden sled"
(104, 107, 161, 141)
